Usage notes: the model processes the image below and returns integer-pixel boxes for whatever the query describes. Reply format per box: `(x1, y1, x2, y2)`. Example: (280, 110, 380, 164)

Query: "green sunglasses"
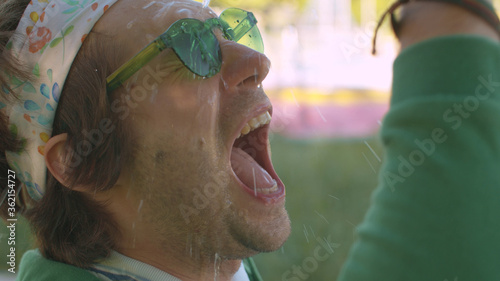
(106, 8, 264, 92)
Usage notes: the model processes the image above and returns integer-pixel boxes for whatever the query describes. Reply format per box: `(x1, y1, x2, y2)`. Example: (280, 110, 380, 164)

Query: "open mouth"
(230, 110, 285, 203)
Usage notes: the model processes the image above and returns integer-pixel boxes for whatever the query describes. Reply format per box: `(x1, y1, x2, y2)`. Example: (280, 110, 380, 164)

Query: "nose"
(218, 41, 271, 91)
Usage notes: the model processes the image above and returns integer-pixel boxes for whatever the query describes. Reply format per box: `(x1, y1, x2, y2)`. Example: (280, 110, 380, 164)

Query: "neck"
(116, 232, 242, 281)
(97, 183, 249, 281)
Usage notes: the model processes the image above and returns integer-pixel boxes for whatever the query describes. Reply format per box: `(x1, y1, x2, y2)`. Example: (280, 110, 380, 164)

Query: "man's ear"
(44, 133, 73, 187)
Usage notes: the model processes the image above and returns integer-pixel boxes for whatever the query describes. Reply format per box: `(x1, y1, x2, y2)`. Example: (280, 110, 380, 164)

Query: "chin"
(228, 207, 291, 257)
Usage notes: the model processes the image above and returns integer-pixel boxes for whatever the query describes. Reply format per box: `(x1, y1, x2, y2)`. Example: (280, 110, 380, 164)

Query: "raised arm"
(338, 1, 500, 280)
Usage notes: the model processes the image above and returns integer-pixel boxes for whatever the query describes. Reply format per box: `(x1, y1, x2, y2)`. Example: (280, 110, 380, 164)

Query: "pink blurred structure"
(269, 89, 389, 139)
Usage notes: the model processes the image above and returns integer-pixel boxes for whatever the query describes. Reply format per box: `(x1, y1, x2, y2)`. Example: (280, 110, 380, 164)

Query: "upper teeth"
(239, 112, 271, 138)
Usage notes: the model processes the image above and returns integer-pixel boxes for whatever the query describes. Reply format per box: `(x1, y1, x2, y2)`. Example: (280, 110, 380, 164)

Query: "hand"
(398, 1, 500, 50)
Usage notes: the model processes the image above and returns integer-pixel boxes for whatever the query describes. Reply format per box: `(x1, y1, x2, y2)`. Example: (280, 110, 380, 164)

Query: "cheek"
(138, 80, 221, 138)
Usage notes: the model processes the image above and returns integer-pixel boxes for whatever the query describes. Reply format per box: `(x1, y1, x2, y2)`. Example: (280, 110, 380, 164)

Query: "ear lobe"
(44, 133, 72, 187)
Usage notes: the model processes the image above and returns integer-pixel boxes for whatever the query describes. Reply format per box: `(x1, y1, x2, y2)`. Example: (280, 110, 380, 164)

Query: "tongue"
(231, 147, 276, 189)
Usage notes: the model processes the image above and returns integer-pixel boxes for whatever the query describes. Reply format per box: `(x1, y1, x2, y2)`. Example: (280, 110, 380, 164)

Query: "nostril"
(220, 41, 271, 90)
(239, 75, 259, 87)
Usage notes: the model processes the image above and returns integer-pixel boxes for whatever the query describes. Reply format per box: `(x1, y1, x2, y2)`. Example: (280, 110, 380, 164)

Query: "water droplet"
(213, 253, 220, 281)
(221, 78, 229, 89)
(252, 168, 257, 197)
(149, 84, 159, 103)
(137, 199, 144, 213)
(142, 1, 156, 9)
(303, 225, 309, 243)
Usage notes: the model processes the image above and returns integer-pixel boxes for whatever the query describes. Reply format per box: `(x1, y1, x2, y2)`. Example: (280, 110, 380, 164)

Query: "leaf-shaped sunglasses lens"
(106, 8, 264, 92)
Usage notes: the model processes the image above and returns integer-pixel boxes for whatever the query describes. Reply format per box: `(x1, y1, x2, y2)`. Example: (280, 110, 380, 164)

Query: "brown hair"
(0, 0, 33, 219)
(1, 0, 132, 268)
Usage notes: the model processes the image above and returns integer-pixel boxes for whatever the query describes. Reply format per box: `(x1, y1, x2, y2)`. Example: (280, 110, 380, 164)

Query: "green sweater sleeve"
(338, 35, 500, 281)
(17, 250, 101, 281)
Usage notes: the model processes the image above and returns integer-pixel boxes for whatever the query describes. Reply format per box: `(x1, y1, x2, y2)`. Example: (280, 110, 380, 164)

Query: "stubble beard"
(130, 140, 290, 264)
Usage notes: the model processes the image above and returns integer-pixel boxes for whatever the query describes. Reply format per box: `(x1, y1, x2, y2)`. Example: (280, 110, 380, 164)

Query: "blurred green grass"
(254, 134, 382, 281)
(0, 134, 383, 280)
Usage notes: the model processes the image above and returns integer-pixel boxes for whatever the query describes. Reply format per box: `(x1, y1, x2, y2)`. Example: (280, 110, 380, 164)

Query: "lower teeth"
(255, 182, 278, 195)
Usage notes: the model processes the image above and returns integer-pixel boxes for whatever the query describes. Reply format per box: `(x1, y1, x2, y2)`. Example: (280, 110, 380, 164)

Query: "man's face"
(98, 0, 290, 259)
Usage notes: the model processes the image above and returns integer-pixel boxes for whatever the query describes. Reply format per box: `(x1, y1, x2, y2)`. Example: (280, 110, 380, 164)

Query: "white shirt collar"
(89, 251, 250, 281)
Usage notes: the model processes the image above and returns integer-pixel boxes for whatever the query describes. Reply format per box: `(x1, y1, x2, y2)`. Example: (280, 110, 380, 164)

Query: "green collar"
(243, 257, 264, 281)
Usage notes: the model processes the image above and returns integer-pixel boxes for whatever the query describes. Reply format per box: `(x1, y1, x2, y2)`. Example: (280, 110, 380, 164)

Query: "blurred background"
(0, 0, 484, 280)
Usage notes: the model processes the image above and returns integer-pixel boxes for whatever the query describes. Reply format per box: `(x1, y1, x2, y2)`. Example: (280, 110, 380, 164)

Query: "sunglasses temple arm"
(231, 12, 258, 42)
(106, 39, 168, 92)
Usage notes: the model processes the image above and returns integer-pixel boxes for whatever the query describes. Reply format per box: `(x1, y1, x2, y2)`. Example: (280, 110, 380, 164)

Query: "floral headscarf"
(2, 0, 118, 200)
